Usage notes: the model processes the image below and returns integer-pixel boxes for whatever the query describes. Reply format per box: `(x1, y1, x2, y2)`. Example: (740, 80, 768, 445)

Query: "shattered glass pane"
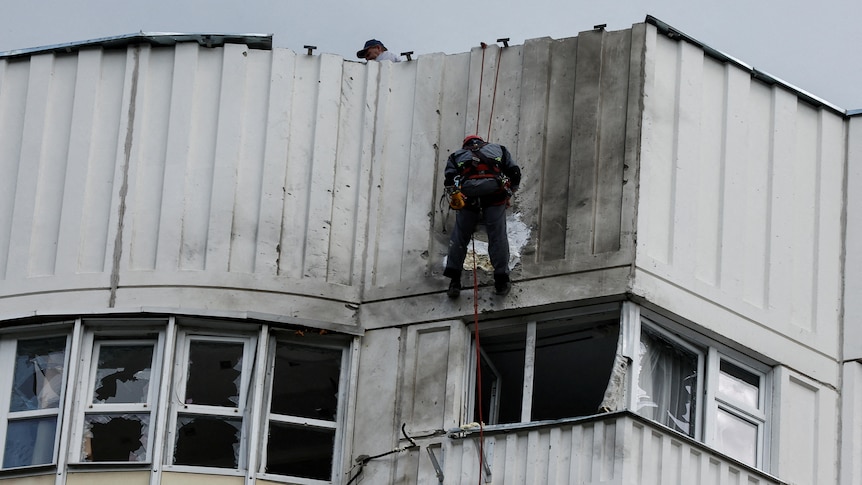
(10, 337, 67, 412)
(93, 344, 154, 404)
(185, 341, 243, 407)
(266, 422, 334, 480)
(3, 417, 57, 468)
(636, 328, 699, 437)
(81, 414, 149, 462)
(270, 344, 341, 421)
(173, 415, 241, 468)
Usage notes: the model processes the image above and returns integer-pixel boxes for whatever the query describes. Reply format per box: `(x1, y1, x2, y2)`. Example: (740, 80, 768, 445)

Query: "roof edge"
(0, 32, 273, 60)
(645, 15, 847, 117)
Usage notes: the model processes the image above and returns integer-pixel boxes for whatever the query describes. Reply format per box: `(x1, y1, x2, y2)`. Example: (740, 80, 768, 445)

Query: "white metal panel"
(438, 415, 781, 485)
(637, 26, 845, 375)
(773, 366, 838, 485)
(846, 116, 862, 360)
(841, 362, 862, 485)
(254, 48, 295, 276)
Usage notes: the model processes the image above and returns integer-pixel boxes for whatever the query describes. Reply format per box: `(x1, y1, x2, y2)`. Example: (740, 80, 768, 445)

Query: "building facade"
(0, 17, 859, 485)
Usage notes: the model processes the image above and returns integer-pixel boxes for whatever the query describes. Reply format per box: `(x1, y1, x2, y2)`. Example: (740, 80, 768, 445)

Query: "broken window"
(174, 415, 242, 468)
(473, 311, 620, 425)
(467, 304, 772, 470)
(77, 339, 160, 463)
(82, 414, 149, 462)
(635, 326, 702, 437)
(264, 339, 346, 481)
(636, 313, 770, 468)
(184, 340, 244, 407)
(1, 335, 69, 468)
(170, 334, 254, 470)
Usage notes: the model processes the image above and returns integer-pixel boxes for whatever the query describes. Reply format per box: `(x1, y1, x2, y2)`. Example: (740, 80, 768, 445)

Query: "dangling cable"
(471, 236, 485, 485)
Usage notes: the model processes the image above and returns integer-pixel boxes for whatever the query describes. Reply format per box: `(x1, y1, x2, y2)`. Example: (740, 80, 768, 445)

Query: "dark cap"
(357, 39, 385, 59)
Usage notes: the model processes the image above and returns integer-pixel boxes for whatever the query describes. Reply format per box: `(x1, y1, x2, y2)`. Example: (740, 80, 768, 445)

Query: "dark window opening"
(270, 344, 341, 421)
(185, 341, 243, 407)
(475, 327, 526, 424)
(474, 319, 620, 425)
(173, 415, 241, 468)
(532, 322, 618, 421)
(266, 423, 335, 480)
(82, 414, 148, 462)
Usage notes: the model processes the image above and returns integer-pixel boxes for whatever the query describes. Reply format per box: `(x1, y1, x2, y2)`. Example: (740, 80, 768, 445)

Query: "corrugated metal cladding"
(396, 415, 782, 485)
(637, 24, 846, 386)
(0, 25, 645, 326)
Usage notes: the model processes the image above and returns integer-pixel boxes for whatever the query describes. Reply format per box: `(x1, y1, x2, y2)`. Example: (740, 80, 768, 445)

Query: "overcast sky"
(1, 0, 859, 110)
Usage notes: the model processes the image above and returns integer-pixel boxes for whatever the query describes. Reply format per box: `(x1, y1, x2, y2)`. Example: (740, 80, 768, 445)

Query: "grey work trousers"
(444, 204, 510, 281)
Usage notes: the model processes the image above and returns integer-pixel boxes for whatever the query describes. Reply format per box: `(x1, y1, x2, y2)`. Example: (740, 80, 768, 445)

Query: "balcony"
(397, 412, 784, 485)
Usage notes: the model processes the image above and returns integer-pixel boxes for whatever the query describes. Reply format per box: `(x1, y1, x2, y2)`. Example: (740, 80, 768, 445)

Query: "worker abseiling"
(443, 135, 521, 297)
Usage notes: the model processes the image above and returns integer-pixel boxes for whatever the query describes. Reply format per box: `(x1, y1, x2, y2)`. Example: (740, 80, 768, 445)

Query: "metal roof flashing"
(645, 15, 848, 117)
(0, 32, 273, 60)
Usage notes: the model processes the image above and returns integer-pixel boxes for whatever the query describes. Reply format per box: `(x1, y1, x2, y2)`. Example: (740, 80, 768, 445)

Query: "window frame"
(636, 308, 772, 469)
(466, 303, 774, 471)
(164, 330, 258, 475)
(256, 329, 353, 484)
(69, 328, 165, 465)
(466, 303, 623, 427)
(0, 328, 73, 470)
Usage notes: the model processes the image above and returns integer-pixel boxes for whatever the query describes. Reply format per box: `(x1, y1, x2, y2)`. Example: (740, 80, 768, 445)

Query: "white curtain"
(635, 329, 698, 436)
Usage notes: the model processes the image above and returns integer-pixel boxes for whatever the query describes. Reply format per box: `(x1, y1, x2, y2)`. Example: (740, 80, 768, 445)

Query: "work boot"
(494, 275, 511, 296)
(447, 279, 462, 298)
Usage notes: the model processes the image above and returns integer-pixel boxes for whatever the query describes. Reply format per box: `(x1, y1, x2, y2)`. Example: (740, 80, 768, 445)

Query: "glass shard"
(93, 344, 154, 404)
(10, 337, 67, 412)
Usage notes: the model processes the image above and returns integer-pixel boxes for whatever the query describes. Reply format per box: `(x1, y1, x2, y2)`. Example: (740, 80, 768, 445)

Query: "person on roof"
(356, 39, 401, 62)
(443, 135, 521, 297)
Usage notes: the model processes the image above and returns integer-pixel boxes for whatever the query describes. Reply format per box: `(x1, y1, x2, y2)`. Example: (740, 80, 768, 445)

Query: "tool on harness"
(446, 178, 466, 210)
(449, 189, 466, 210)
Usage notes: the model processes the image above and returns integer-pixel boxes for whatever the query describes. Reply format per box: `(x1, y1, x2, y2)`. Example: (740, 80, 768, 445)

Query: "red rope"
(471, 40, 504, 484)
(471, 237, 485, 485)
(486, 46, 503, 141)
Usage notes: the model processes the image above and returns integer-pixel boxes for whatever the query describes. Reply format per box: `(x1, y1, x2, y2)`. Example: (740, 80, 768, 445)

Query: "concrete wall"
(0, 26, 645, 331)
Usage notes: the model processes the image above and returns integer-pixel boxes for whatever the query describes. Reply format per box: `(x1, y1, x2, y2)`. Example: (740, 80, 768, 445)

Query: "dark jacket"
(444, 143, 521, 207)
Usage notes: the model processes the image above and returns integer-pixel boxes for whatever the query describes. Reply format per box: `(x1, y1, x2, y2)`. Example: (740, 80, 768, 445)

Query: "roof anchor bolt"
(401, 51, 414, 61)
(496, 38, 509, 48)
(303, 45, 317, 55)
(594, 24, 607, 31)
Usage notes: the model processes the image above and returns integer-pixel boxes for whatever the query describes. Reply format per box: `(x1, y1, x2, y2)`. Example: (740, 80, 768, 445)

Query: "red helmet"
(462, 135, 485, 148)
